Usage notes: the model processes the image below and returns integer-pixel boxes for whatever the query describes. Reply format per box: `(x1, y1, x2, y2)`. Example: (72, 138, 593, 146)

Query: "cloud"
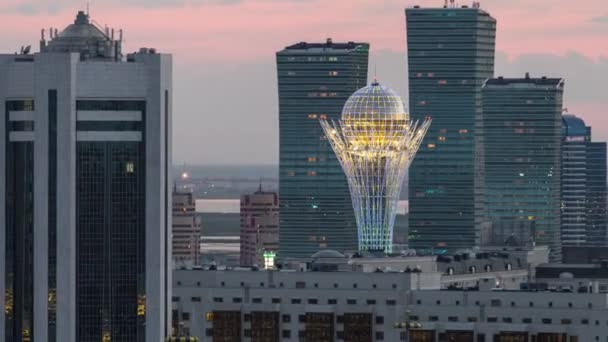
(592, 15, 608, 23)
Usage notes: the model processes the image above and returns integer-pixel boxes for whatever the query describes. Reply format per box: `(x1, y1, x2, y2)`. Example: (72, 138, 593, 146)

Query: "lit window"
(418, 100, 427, 105)
(439, 129, 447, 133)
(427, 143, 436, 149)
(308, 114, 318, 119)
(307, 171, 317, 176)
(459, 129, 468, 134)
(287, 171, 295, 177)
(438, 80, 447, 85)
(328, 71, 338, 76)
(438, 136, 446, 141)
(307, 157, 317, 162)
(416, 72, 423, 77)
(319, 93, 328, 97)
(319, 114, 327, 119)
(287, 71, 296, 76)
(125, 162, 135, 173)
(328, 57, 338, 61)
(427, 73, 434, 77)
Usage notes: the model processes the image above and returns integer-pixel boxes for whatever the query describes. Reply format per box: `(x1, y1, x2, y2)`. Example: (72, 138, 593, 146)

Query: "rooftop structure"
(41, 10, 123, 61)
(320, 82, 430, 253)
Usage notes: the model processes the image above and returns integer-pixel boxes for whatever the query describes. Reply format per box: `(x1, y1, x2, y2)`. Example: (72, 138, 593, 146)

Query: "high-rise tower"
(481, 75, 563, 260)
(277, 39, 369, 258)
(0, 11, 171, 342)
(320, 82, 430, 253)
(561, 114, 607, 247)
(406, 5, 496, 251)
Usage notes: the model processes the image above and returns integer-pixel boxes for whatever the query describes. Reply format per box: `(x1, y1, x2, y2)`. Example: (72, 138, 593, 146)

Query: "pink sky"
(0, 0, 606, 164)
(0, 0, 606, 63)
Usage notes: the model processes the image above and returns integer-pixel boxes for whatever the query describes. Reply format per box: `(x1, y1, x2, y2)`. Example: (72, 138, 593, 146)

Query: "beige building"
(240, 186, 279, 267)
(173, 188, 202, 266)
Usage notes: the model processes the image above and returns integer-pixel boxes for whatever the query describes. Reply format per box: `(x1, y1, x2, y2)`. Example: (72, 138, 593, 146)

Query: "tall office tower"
(406, 4, 496, 251)
(172, 188, 201, 267)
(240, 185, 279, 267)
(0, 11, 171, 342)
(481, 74, 563, 261)
(277, 39, 369, 258)
(561, 114, 607, 247)
(320, 82, 430, 253)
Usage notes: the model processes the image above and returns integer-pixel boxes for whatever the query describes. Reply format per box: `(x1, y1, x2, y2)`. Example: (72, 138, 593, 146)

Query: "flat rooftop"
(281, 38, 368, 53)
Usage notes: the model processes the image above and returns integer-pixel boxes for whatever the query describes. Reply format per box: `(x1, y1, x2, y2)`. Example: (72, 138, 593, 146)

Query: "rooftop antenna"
(374, 63, 377, 83)
(258, 177, 263, 192)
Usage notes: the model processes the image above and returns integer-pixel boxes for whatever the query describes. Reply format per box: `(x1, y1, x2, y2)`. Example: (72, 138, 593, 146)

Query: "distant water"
(197, 198, 408, 215)
(174, 164, 278, 179)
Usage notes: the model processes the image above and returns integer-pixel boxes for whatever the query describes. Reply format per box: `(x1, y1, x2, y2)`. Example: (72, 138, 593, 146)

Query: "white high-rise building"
(173, 188, 201, 267)
(0, 11, 172, 342)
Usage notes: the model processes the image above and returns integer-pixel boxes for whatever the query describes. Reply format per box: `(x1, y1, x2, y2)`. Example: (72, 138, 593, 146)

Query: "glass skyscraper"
(561, 114, 607, 247)
(406, 5, 496, 251)
(0, 12, 171, 342)
(277, 39, 369, 258)
(481, 75, 563, 261)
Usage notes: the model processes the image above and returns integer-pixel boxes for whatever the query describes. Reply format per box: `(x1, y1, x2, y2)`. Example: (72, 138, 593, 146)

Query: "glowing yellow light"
(181, 172, 189, 180)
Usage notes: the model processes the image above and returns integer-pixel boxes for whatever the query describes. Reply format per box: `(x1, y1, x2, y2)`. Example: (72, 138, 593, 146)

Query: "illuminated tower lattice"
(320, 81, 431, 253)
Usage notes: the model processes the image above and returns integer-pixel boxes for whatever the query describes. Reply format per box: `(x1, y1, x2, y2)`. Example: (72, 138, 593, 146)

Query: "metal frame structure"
(320, 82, 431, 253)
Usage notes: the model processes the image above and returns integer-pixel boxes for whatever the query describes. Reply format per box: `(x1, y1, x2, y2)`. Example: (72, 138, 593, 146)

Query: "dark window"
(375, 331, 384, 340)
(346, 299, 356, 305)
(386, 299, 396, 305)
(487, 317, 497, 322)
(191, 297, 201, 302)
(292, 298, 302, 304)
(252, 298, 262, 304)
(375, 316, 384, 325)
(282, 315, 291, 323)
(581, 319, 589, 325)
(308, 298, 318, 304)
(172, 296, 180, 302)
(298, 315, 306, 323)
(542, 318, 552, 324)
(522, 318, 532, 323)
(367, 299, 376, 305)
(182, 312, 190, 321)
(295, 281, 305, 288)
(468, 317, 477, 322)
(282, 330, 291, 338)
(502, 317, 512, 323)
(244, 329, 251, 337)
(448, 316, 458, 322)
(232, 297, 242, 303)
(328, 299, 337, 305)
(244, 314, 251, 322)
(213, 297, 223, 303)
(429, 316, 438, 321)
(272, 298, 281, 304)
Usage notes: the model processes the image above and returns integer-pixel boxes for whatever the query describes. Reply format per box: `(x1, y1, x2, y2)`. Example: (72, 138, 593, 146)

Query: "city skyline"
(0, 0, 606, 165)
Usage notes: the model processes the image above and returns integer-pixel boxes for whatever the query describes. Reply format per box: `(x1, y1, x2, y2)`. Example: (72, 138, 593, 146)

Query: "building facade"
(560, 114, 608, 247)
(406, 5, 496, 251)
(240, 186, 279, 267)
(172, 268, 608, 342)
(173, 188, 201, 267)
(277, 39, 369, 258)
(480, 75, 563, 261)
(0, 12, 171, 342)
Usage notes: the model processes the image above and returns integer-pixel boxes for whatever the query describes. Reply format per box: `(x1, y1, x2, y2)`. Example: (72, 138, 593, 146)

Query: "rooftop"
(282, 38, 368, 52)
(485, 73, 563, 87)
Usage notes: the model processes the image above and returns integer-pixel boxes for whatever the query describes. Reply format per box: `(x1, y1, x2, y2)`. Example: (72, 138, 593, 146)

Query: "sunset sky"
(1, 0, 606, 164)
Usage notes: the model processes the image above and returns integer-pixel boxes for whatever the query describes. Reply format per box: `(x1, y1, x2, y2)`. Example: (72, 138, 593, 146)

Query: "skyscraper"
(481, 75, 563, 260)
(406, 4, 496, 251)
(0, 11, 171, 342)
(240, 185, 279, 267)
(561, 114, 607, 247)
(277, 39, 369, 258)
(320, 82, 430, 253)
(172, 188, 201, 267)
